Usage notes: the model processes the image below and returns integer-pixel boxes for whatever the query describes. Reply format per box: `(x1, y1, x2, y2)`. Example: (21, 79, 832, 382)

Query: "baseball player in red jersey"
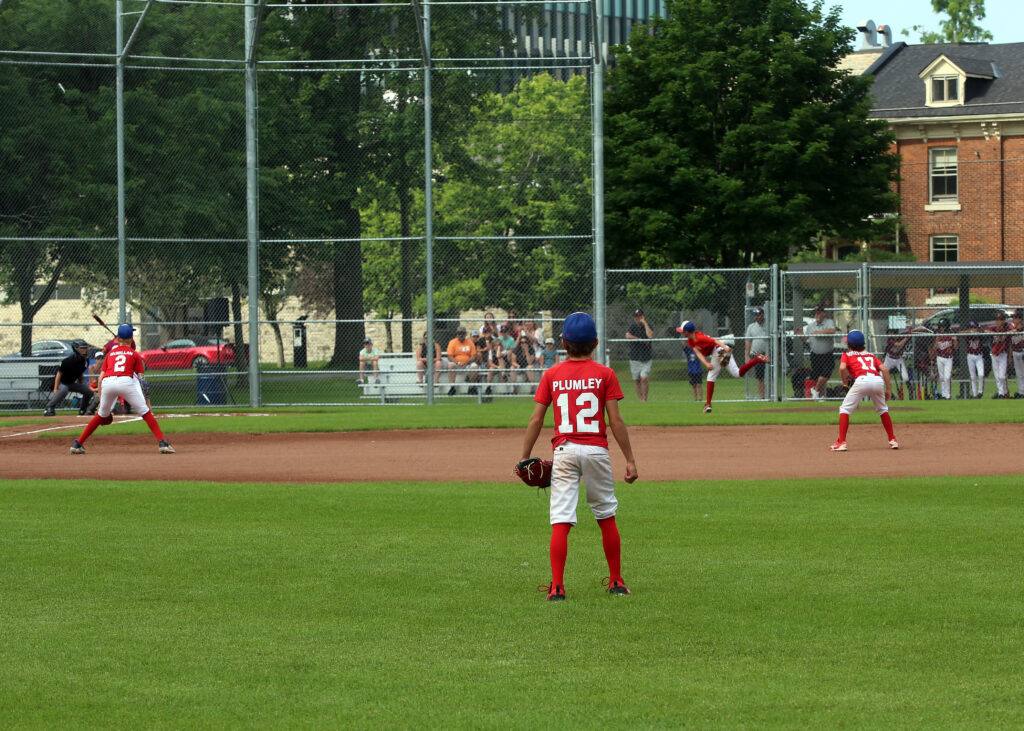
(520, 312, 638, 601)
(70, 324, 174, 455)
(989, 311, 1012, 398)
(675, 320, 770, 413)
(929, 318, 957, 400)
(1011, 309, 1024, 398)
(963, 321, 987, 398)
(829, 329, 898, 452)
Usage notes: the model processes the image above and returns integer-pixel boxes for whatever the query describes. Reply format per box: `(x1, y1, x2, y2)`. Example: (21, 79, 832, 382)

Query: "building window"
(931, 75, 959, 102)
(930, 235, 958, 262)
(929, 147, 958, 203)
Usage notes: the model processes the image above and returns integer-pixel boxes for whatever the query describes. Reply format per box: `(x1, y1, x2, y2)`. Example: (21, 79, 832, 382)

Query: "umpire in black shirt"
(43, 339, 93, 416)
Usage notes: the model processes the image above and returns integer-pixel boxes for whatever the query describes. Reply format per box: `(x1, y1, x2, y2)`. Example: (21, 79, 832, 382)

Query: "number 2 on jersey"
(555, 392, 600, 433)
(113, 353, 129, 374)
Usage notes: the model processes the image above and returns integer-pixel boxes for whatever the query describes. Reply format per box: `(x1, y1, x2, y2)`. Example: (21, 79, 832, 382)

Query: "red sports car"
(139, 337, 237, 370)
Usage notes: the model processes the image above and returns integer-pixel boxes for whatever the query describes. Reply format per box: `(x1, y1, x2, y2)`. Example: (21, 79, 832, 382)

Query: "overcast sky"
(821, 0, 1024, 45)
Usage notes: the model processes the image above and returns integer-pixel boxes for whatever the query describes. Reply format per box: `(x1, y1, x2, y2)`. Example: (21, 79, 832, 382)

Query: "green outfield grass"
(3, 475, 1024, 727)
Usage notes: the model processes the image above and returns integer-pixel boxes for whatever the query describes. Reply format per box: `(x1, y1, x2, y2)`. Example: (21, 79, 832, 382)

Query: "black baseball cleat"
(70, 440, 85, 455)
(447, 386, 456, 396)
(158, 440, 175, 454)
(603, 577, 631, 595)
(43, 408, 56, 417)
(703, 405, 712, 414)
(539, 583, 566, 601)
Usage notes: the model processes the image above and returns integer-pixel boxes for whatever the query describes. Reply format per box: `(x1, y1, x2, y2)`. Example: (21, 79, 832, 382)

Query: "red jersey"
(686, 331, 717, 358)
(101, 343, 146, 378)
(534, 358, 624, 449)
(965, 333, 985, 355)
(841, 349, 883, 380)
(934, 334, 956, 358)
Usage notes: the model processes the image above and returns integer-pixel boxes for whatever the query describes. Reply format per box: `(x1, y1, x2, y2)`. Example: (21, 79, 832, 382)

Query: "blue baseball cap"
(117, 324, 135, 338)
(561, 312, 597, 343)
(846, 330, 865, 347)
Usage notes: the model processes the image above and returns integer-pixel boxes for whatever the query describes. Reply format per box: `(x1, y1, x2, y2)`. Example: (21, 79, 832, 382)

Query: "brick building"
(853, 37, 1024, 304)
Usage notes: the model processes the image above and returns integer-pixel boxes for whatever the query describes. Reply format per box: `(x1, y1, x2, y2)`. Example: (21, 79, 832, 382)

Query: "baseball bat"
(91, 312, 116, 338)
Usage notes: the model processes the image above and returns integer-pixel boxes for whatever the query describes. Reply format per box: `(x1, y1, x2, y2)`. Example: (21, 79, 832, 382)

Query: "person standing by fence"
(930, 318, 957, 400)
(744, 307, 769, 399)
(963, 322, 987, 399)
(1011, 309, 1024, 398)
(625, 308, 654, 402)
(990, 312, 1011, 399)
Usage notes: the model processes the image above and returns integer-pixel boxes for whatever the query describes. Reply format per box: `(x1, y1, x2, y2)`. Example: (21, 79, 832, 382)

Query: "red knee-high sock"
(705, 381, 715, 407)
(838, 413, 850, 442)
(77, 415, 103, 444)
(142, 411, 165, 442)
(880, 412, 896, 440)
(550, 523, 571, 588)
(597, 516, 622, 582)
(738, 357, 760, 377)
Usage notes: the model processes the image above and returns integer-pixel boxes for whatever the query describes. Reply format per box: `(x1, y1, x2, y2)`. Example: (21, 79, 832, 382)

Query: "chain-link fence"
(1, 0, 600, 408)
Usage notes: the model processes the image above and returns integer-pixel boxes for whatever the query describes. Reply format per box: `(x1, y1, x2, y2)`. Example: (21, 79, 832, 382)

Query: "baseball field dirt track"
(3, 418, 1024, 483)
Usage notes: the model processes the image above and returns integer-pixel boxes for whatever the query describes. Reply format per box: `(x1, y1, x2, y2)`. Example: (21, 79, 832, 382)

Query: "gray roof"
(864, 41, 1024, 119)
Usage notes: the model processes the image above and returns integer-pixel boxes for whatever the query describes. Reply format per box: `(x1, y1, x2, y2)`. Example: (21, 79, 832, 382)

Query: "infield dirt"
(2, 419, 1023, 483)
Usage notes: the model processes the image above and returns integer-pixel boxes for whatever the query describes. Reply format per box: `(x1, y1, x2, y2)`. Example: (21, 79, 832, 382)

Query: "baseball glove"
(514, 458, 553, 490)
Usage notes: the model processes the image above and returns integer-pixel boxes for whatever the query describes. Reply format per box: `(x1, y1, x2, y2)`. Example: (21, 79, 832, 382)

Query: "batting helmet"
(71, 339, 88, 351)
(938, 317, 951, 330)
(846, 330, 866, 348)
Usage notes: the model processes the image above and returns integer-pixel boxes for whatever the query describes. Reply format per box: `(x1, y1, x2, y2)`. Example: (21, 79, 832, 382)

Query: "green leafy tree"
(0, 0, 115, 353)
(910, 0, 993, 43)
(433, 73, 593, 317)
(605, 0, 899, 279)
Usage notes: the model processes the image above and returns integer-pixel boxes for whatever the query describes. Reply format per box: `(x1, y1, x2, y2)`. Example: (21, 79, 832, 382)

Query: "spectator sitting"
(538, 337, 560, 371)
(416, 332, 443, 384)
(446, 326, 479, 395)
(481, 312, 498, 336)
(508, 334, 538, 392)
(521, 318, 544, 348)
(483, 331, 506, 393)
(358, 338, 380, 384)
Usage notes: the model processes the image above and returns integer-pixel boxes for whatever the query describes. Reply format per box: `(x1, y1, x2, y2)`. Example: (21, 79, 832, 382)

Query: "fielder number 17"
(556, 392, 600, 433)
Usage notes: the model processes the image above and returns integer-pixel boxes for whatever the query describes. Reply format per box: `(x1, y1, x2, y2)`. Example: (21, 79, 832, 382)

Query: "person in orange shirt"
(446, 326, 479, 395)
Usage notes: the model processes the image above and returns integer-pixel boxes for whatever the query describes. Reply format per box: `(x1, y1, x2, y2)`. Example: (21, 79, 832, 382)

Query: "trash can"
(196, 364, 227, 404)
(293, 316, 308, 368)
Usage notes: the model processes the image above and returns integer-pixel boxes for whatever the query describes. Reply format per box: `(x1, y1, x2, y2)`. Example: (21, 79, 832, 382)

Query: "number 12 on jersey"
(556, 392, 600, 433)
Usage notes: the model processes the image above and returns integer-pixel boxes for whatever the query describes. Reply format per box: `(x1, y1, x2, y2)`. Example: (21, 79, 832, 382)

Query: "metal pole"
(590, 0, 605, 362)
(423, 0, 436, 404)
(116, 0, 127, 323)
(245, 0, 260, 405)
(771, 264, 780, 401)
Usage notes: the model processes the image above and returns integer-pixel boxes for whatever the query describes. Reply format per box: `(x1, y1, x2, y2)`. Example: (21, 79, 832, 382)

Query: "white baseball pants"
(935, 355, 953, 399)
(97, 375, 150, 418)
(706, 347, 740, 383)
(883, 355, 909, 383)
(548, 441, 617, 526)
(967, 353, 986, 397)
(991, 352, 1009, 396)
(1014, 351, 1024, 395)
(839, 374, 888, 416)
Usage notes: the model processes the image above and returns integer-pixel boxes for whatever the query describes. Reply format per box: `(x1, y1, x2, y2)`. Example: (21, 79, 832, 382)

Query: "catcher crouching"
(516, 311, 638, 602)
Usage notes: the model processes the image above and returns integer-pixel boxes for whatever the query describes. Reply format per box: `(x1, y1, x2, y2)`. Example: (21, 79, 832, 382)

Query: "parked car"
(139, 337, 237, 370)
(1, 339, 99, 361)
(915, 305, 1015, 333)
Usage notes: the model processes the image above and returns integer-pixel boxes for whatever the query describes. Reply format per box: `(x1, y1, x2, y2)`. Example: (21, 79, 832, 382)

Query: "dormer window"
(919, 54, 995, 108)
(931, 75, 959, 103)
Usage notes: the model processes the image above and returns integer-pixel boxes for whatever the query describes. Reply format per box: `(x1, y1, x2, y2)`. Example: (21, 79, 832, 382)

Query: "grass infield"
(3, 476, 1024, 726)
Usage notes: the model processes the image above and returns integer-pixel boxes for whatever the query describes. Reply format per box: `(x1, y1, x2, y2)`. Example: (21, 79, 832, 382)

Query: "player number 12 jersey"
(534, 359, 624, 449)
